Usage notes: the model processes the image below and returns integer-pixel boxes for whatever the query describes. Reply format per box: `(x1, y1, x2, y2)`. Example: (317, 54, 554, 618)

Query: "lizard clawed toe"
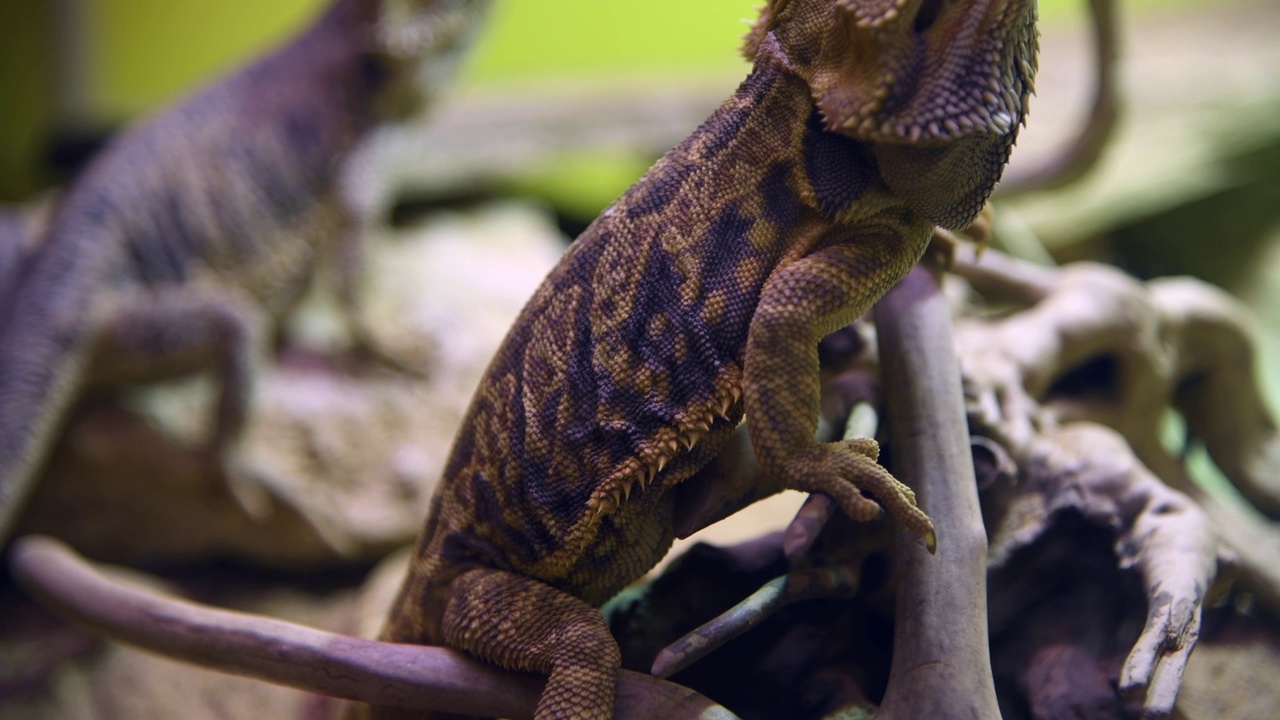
(778, 441, 936, 552)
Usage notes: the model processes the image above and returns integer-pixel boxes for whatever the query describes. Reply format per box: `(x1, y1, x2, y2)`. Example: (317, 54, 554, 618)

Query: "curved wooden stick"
(997, 0, 1121, 196)
(7, 535, 737, 720)
(650, 565, 859, 679)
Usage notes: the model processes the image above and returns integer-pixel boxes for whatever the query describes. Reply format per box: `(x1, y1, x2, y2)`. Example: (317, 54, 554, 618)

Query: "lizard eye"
(914, 0, 944, 33)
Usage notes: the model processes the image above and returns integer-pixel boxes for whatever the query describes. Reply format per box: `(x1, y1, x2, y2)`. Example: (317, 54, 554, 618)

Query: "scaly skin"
(0, 207, 29, 297)
(0, 0, 492, 541)
(379, 1, 1038, 718)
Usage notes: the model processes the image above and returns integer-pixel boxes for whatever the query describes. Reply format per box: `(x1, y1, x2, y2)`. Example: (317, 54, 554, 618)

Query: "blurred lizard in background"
(0, 197, 54, 302)
(0, 0, 493, 541)
(374, 0, 1038, 718)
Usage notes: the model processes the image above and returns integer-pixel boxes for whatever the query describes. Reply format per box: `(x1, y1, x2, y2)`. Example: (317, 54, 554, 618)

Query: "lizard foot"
(780, 439, 936, 553)
(926, 227, 962, 269)
(442, 569, 620, 720)
(927, 204, 995, 268)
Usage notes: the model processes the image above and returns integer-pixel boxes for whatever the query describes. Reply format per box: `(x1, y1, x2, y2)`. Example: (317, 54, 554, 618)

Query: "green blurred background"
(0, 0, 1222, 201)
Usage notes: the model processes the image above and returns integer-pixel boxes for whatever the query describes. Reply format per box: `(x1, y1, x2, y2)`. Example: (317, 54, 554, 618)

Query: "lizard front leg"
(330, 206, 431, 377)
(89, 286, 269, 514)
(0, 285, 268, 540)
(440, 569, 620, 720)
(745, 240, 936, 550)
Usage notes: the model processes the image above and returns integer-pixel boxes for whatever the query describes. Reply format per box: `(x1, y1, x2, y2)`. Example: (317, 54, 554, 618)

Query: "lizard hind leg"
(442, 568, 620, 720)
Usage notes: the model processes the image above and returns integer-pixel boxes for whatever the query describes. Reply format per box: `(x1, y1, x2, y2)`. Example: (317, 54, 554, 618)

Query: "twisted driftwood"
(954, 253, 1280, 610)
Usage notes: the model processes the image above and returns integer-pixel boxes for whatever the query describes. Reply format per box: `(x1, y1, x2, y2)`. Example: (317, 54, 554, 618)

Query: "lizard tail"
(0, 323, 91, 543)
(0, 218, 104, 543)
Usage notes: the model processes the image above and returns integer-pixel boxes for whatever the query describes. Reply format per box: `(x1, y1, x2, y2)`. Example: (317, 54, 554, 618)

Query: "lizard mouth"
(820, 0, 1039, 146)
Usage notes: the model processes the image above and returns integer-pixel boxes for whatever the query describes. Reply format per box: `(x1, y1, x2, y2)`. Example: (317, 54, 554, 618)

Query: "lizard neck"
(611, 37, 920, 270)
(585, 39, 930, 380)
(258, 0, 387, 134)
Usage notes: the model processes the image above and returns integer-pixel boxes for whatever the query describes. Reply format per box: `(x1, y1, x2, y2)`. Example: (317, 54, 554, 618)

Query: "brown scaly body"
(380, 1, 1038, 718)
(0, 0, 491, 540)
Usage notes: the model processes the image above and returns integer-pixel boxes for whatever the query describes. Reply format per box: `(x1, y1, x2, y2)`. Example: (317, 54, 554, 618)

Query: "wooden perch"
(7, 535, 736, 720)
(873, 264, 1001, 719)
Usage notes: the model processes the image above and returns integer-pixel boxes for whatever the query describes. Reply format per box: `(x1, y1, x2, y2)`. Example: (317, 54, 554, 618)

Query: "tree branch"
(8, 535, 737, 720)
(872, 265, 1001, 719)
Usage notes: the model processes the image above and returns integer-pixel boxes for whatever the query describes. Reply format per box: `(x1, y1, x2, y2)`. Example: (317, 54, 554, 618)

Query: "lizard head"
(373, 0, 492, 116)
(745, 0, 1039, 230)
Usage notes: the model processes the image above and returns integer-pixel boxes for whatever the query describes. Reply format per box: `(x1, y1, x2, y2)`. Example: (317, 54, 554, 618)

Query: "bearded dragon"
(375, 1, 1038, 718)
(0, 0, 492, 540)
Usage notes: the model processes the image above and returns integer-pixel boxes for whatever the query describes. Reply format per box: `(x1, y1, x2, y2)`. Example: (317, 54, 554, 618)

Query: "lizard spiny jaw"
(817, 0, 1038, 146)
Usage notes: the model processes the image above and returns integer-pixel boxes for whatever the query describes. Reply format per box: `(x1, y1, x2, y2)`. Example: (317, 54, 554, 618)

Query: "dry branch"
(650, 565, 859, 679)
(8, 535, 736, 720)
(953, 252, 1280, 613)
(873, 265, 1000, 720)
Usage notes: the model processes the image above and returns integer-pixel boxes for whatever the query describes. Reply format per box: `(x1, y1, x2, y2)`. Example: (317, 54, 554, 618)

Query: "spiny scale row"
(842, 101, 1016, 142)
(588, 384, 744, 519)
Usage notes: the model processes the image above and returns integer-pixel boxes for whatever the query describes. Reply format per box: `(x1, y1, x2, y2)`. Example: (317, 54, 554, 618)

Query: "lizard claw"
(778, 440, 935, 552)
